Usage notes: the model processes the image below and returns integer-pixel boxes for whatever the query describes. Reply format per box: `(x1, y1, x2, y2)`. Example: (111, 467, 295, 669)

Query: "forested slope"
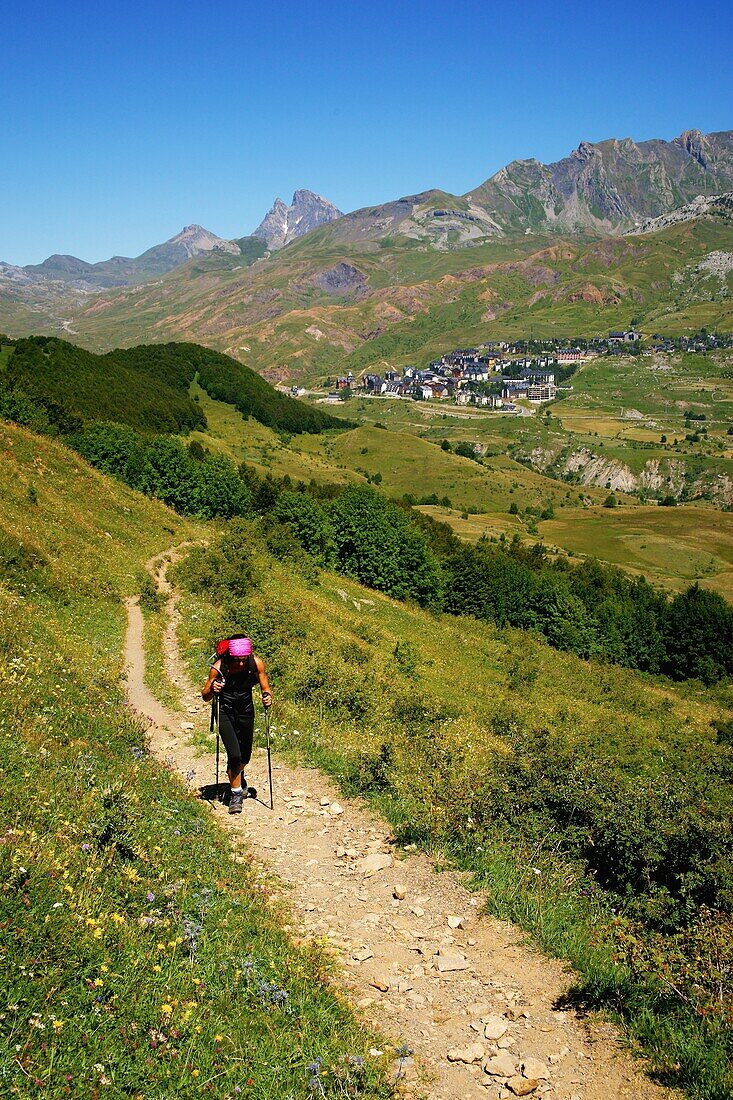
(1, 337, 348, 435)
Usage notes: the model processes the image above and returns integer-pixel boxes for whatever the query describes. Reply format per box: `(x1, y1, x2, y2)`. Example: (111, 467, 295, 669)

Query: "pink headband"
(228, 637, 252, 657)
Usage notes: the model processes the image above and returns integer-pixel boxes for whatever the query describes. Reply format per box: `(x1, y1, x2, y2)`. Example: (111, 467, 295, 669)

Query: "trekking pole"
(265, 706, 274, 811)
(210, 694, 221, 801)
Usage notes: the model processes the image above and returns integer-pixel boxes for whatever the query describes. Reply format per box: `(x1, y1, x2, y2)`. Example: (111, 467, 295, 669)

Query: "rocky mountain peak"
(468, 129, 733, 235)
(677, 128, 709, 168)
(167, 225, 239, 256)
(572, 141, 597, 161)
(253, 189, 343, 250)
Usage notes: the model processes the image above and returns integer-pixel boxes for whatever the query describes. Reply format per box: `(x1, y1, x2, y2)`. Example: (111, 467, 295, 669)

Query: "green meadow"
(0, 422, 393, 1100)
(173, 521, 733, 1100)
(539, 504, 733, 595)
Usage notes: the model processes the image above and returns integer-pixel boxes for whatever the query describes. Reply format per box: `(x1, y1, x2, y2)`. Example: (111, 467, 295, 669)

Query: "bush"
(329, 485, 444, 608)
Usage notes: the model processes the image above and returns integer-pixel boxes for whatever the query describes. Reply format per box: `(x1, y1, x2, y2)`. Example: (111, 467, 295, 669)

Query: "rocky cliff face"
(627, 191, 733, 235)
(468, 129, 733, 234)
(253, 189, 343, 249)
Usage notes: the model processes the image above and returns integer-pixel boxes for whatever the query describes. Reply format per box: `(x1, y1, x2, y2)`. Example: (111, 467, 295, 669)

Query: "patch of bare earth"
(122, 551, 678, 1100)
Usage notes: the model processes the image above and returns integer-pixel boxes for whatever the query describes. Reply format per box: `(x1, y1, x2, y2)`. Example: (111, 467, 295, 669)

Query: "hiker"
(201, 636, 273, 814)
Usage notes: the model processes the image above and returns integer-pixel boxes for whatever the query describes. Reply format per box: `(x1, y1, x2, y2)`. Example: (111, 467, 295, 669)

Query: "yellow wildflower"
(160, 1004, 172, 1016)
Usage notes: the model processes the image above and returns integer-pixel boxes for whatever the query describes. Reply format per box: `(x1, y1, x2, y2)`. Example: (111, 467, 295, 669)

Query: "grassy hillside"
(173, 522, 733, 1100)
(7, 215, 729, 390)
(4, 337, 205, 434)
(0, 422, 393, 1099)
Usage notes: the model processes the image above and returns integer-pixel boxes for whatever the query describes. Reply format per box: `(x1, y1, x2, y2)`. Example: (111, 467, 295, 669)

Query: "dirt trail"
(123, 551, 676, 1100)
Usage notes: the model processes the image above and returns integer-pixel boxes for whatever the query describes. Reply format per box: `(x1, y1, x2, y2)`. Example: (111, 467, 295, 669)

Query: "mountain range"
(1, 129, 731, 375)
(0, 191, 338, 293)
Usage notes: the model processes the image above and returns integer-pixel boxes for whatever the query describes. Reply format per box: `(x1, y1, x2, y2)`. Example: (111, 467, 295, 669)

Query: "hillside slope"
(37, 211, 733, 387)
(2, 337, 348, 434)
(0, 424, 396, 1098)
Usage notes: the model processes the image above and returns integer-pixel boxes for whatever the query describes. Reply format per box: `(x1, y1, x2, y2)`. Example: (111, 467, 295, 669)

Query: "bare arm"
(201, 660, 223, 701)
(255, 655, 273, 707)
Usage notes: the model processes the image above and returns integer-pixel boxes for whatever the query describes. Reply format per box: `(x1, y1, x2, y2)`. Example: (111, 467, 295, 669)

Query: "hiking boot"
(229, 788, 245, 815)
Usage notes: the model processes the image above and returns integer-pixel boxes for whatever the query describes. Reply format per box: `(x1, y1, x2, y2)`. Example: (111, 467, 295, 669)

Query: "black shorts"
(218, 702, 255, 773)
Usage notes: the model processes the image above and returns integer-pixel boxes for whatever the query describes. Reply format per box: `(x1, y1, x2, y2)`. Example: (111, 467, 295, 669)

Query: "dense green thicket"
(5, 337, 205, 433)
(2, 337, 346, 436)
(329, 486, 443, 607)
(72, 423, 251, 519)
(443, 538, 733, 683)
(189, 344, 351, 434)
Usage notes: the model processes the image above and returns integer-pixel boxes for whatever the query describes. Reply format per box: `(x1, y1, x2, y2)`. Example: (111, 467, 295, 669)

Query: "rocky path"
(122, 551, 676, 1100)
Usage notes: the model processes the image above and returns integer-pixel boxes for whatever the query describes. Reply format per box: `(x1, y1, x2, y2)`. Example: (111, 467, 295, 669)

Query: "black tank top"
(220, 654, 259, 709)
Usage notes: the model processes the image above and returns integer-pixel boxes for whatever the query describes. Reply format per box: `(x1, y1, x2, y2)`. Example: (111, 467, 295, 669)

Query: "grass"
(142, 602, 183, 712)
(0, 423, 394, 1100)
(539, 504, 733, 595)
(172, 533, 733, 1099)
(187, 382, 355, 486)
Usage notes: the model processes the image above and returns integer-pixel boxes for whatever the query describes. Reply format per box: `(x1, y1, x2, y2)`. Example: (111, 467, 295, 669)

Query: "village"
(318, 328, 730, 409)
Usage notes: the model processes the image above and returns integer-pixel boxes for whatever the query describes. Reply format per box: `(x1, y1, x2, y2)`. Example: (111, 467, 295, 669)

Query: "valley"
(2, 122, 733, 1100)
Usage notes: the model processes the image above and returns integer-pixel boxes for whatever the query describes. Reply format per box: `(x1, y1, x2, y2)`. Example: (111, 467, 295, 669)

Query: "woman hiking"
(201, 636, 273, 813)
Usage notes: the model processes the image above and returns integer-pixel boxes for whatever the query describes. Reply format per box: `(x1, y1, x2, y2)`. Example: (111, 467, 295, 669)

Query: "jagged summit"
(253, 189, 343, 250)
(467, 128, 733, 234)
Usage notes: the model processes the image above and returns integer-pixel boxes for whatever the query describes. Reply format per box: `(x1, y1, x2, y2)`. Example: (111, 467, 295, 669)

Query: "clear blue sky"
(2, 0, 731, 264)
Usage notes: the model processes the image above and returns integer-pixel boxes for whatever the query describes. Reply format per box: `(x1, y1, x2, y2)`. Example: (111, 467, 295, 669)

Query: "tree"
(329, 485, 443, 607)
(194, 454, 252, 519)
(663, 584, 733, 683)
(273, 491, 333, 563)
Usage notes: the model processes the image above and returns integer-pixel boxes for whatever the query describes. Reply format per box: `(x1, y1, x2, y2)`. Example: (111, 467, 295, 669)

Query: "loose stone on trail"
(355, 853, 393, 875)
(507, 1075, 539, 1096)
(393, 883, 407, 900)
(435, 947, 470, 972)
(447, 1041, 485, 1064)
(483, 1015, 508, 1040)
(369, 975, 391, 992)
(521, 1058, 549, 1080)
(484, 1052, 517, 1077)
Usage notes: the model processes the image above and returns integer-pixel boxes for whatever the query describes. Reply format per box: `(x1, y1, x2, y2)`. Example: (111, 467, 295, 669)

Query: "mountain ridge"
(253, 189, 344, 249)
(466, 128, 733, 235)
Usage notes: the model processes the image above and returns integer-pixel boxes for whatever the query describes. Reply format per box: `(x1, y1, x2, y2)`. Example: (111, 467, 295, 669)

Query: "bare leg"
(228, 766, 244, 790)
